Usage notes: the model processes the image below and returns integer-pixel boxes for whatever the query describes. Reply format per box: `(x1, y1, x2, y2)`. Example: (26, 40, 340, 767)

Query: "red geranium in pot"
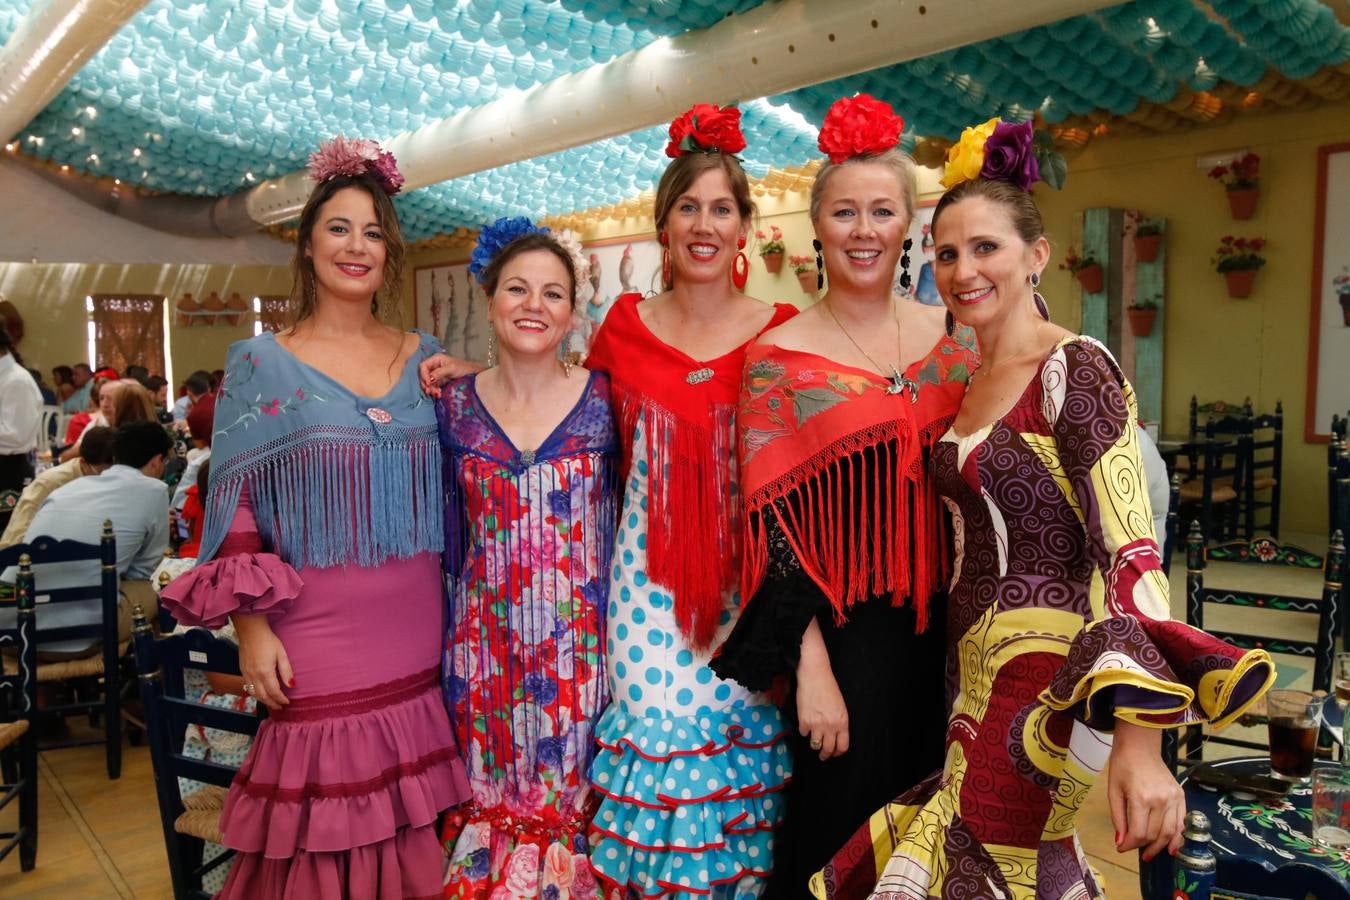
(1208, 152, 1260, 220)
(1212, 235, 1266, 298)
(1060, 246, 1104, 294)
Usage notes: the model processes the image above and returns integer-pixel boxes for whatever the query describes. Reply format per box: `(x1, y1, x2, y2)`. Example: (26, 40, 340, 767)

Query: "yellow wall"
(403, 100, 1350, 535)
(1033, 100, 1350, 536)
(0, 263, 291, 386)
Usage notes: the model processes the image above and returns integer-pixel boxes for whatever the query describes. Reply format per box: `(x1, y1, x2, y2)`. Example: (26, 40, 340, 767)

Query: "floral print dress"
(437, 372, 619, 899)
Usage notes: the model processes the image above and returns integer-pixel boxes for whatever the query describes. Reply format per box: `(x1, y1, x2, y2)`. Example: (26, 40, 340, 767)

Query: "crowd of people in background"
(0, 338, 221, 664)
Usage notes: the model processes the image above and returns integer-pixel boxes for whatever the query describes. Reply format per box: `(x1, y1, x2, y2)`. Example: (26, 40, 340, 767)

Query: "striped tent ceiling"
(4, 0, 1350, 241)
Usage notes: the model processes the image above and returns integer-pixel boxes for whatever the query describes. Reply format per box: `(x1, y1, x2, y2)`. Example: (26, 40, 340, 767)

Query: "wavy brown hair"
(287, 174, 406, 326)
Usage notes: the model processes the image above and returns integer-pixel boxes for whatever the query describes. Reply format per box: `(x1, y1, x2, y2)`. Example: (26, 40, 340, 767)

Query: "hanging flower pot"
(1227, 188, 1259, 220)
(1339, 292, 1350, 327)
(1074, 262, 1104, 294)
(1224, 269, 1257, 298)
(762, 250, 784, 274)
(796, 270, 817, 293)
(1134, 232, 1163, 262)
(1127, 306, 1157, 337)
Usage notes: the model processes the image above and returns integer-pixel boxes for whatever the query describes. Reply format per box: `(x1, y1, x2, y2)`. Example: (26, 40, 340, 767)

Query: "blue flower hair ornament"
(469, 216, 550, 283)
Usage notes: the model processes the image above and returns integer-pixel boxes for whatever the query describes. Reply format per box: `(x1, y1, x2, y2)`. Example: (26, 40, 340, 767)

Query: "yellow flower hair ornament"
(940, 118, 1067, 192)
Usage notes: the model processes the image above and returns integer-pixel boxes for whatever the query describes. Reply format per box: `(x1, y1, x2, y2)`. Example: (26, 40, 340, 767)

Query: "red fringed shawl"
(586, 293, 796, 649)
(737, 331, 977, 630)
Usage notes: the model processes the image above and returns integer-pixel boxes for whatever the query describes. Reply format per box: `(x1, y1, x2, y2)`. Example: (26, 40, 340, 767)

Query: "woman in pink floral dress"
(437, 224, 618, 898)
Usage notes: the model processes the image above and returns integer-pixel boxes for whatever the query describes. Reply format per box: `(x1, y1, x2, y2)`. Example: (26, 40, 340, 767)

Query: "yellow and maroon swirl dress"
(812, 336, 1274, 900)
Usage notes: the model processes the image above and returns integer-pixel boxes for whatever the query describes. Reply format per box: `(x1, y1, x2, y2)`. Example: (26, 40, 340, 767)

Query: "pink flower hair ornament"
(307, 135, 405, 196)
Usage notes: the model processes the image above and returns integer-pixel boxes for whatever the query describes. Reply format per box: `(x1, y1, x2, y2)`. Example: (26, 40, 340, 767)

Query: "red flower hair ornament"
(665, 103, 747, 158)
(817, 94, 905, 164)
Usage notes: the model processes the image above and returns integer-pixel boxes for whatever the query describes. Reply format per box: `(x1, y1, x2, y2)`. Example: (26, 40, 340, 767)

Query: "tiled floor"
(0, 533, 1330, 898)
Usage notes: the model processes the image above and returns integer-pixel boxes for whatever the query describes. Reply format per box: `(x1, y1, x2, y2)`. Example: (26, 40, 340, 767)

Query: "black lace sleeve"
(711, 493, 830, 692)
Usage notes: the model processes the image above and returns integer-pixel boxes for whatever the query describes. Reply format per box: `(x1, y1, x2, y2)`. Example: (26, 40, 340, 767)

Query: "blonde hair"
(809, 148, 917, 225)
(110, 380, 156, 427)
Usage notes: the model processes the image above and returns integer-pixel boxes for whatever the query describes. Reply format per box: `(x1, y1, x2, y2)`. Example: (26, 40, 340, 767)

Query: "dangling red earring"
(732, 234, 749, 291)
(659, 232, 672, 289)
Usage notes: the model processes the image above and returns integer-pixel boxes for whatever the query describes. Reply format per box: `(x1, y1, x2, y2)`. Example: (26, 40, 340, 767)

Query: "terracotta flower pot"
(1227, 188, 1258, 220)
(1126, 307, 1157, 337)
(1074, 263, 1104, 294)
(796, 271, 817, 293)
(1224, 268, 1257, 298)
(762, 251, 784, 274)
(224, 291, 248, 327)
(1340, 292, 1350, 327)
(175, 292, 199, 327)
(1134, 233, 1162, 263)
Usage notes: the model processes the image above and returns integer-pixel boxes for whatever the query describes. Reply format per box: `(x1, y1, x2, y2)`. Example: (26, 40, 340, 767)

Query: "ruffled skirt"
(216, 667, 470, 900)
(588, 703, 791, 899)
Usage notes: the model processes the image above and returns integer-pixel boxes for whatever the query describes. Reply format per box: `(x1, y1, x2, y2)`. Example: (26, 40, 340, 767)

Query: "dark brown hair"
(479, 233, 578, 308)
(654, 152, 755, 235)
(288, 174, 406, 325)
(931, 177, 1045, 245)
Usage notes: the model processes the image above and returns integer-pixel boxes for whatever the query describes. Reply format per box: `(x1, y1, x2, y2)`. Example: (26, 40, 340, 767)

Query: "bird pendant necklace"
(823, 299, 919, 401)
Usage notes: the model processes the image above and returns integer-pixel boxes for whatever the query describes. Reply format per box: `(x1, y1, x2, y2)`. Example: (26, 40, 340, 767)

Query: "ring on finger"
(809, 738, 823, 750)
(242, 682, 255, 695)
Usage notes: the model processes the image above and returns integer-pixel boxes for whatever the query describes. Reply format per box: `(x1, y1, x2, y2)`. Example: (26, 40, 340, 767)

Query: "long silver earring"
(1029, 272, 1049, 321)
(486, 326, 497, 367)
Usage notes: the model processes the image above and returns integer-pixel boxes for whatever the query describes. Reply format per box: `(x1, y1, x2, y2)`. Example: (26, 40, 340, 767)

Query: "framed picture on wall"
(896, 200, 941, 306)
(414, 234, 664, 363)
(1304, 142, 1350, 442)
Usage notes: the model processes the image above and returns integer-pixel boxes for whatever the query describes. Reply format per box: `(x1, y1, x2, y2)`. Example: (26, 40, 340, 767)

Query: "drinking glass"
(1312, 763, 1350, 850)
(1266, 689, 1321, 781)
(1335, 653, 1350, 707)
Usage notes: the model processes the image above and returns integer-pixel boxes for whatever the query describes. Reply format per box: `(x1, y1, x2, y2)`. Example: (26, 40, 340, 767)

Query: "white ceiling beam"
(239, 0, 1120, 230)
(0, 0, 150, 146)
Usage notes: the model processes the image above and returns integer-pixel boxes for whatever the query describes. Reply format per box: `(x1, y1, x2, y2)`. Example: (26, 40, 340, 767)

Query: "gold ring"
(809, 738, 823, 750)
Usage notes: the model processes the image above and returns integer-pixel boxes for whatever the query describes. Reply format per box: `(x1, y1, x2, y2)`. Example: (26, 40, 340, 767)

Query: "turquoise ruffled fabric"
(588, 702, 791, 898)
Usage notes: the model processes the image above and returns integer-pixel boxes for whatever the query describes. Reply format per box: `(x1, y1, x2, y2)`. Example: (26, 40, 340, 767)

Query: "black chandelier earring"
(899, 237, 914, 292)
(813, 238, 824, 291)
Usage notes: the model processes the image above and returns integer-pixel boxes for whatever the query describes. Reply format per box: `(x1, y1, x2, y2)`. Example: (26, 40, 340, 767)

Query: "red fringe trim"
(740, 416, 954, 630)
(609, 381, 739, 650)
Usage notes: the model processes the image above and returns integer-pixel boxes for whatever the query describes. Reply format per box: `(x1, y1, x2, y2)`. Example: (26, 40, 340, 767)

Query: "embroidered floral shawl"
(197, 331, 445, 568)
(585, 292, 796, 648)
(738, 328, 977, 629)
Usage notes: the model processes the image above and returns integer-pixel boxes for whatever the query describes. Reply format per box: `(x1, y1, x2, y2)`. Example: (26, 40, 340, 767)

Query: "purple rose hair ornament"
(980, 121, 1040, 192)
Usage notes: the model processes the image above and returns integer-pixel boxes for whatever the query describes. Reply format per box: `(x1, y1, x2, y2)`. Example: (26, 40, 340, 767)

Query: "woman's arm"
(418, 354, 484, 397)
(1108, 721, 1185, 860)
(797, 618, 849, 760)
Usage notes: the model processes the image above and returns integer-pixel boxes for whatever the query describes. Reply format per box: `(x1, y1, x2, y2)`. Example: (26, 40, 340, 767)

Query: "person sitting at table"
(61, 363, 94, 415)
(171, 370, 212, 424)
(172, 392, 214, 512)
(0, 421, 172, 659)
(176, 460, 209, 560)
(0, 425, 115, 549)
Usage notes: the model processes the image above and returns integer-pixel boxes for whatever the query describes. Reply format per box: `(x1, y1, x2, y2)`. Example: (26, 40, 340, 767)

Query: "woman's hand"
(418, 354, 483, 398)
(230, 613, 293, 712)
(796, 620, 849, 761)
(1109, 721, 1185, 861)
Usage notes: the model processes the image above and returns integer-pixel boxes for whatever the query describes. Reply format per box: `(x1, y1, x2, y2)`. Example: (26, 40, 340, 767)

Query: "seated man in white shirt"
(1, 421, 172, 659)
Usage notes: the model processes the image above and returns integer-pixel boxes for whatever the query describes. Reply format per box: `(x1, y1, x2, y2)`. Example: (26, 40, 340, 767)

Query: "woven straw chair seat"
(182, 784, 228, 812)
(2, 641, 130, 682)
(0, 719, 29, 751)
(173, 807, 224, 843)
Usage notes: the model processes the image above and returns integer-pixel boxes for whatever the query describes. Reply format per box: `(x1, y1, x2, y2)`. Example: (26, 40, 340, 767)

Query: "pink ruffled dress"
(161, 331, 471, 899)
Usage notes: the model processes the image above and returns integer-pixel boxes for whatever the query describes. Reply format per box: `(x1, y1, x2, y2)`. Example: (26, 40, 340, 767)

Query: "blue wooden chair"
(133, 607, 262, 900)
(0, 553, 39, 871)
(0, 522, 124, 779)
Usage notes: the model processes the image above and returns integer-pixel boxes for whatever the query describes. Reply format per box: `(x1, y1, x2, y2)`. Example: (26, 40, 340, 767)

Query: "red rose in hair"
(817, 94, 905, 164)
(665, 103, 747, 158)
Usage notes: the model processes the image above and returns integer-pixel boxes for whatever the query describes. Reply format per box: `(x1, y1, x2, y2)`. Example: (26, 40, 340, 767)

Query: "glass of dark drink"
(1267, 689, 1322, 781)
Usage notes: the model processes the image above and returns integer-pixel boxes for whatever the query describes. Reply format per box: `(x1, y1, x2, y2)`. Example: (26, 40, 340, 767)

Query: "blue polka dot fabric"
(589, 420, 791, 897)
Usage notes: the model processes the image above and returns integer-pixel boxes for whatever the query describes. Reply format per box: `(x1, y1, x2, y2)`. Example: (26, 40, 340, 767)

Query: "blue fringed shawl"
(197, 331, 445, 569)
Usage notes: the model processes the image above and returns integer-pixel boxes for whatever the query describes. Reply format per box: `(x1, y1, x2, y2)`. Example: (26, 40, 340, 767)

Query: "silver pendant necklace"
(824, 299, 919, 403)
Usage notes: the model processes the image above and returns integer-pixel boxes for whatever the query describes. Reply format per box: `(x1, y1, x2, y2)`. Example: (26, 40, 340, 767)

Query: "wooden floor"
(1, 533, 1331, 898)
